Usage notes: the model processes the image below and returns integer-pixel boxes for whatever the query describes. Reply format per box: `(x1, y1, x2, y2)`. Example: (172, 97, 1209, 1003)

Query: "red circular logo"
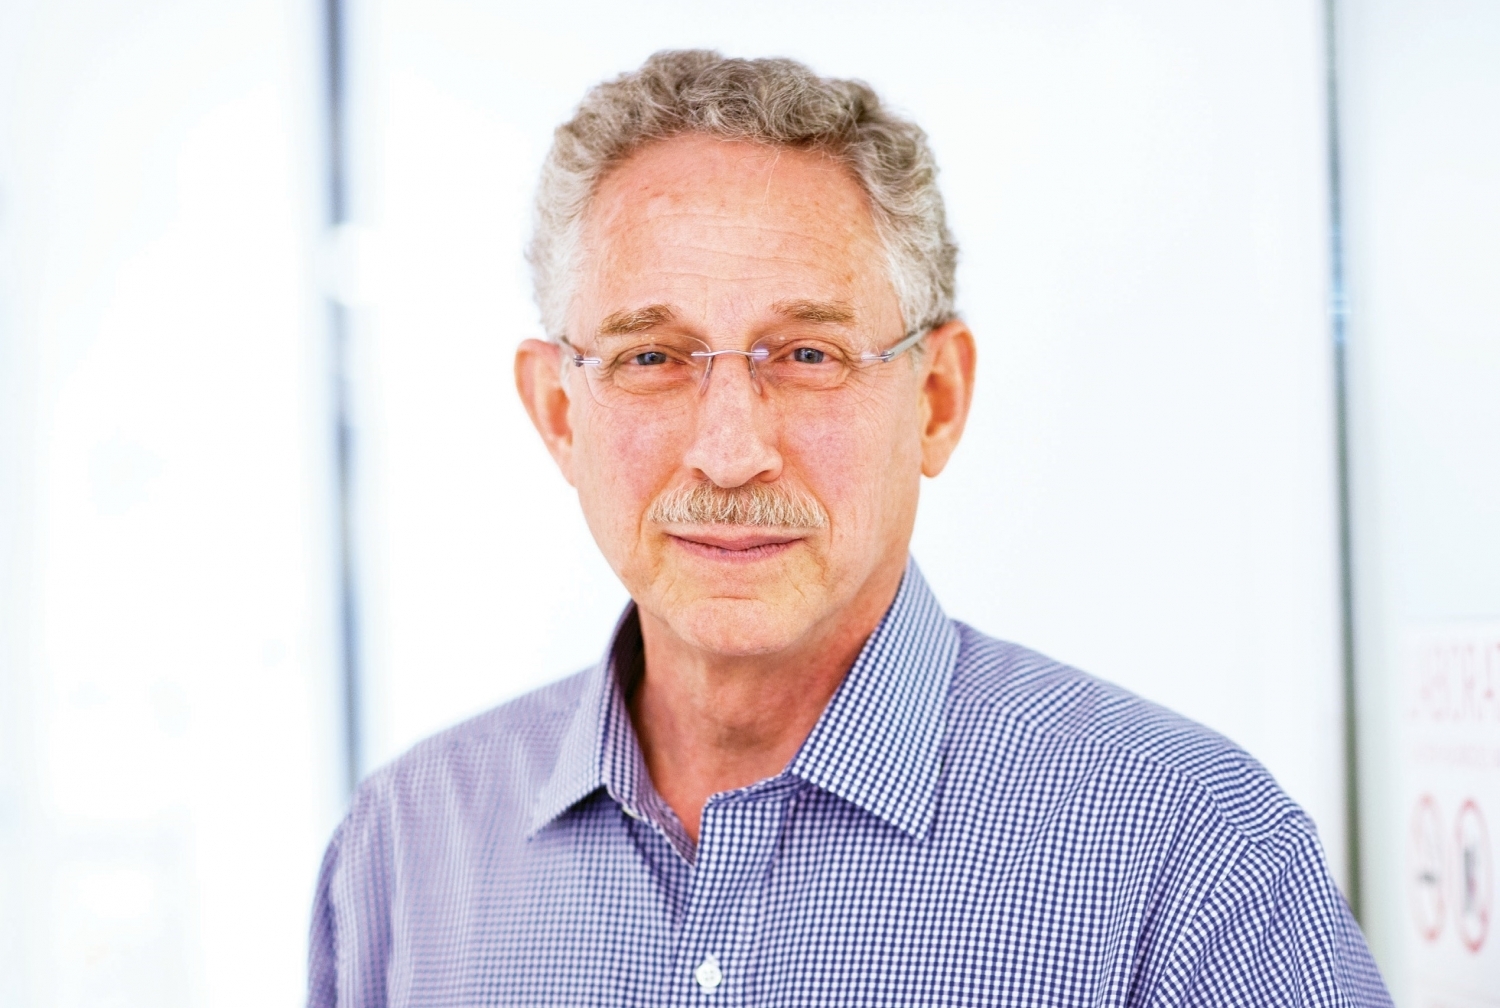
(1455, 799, 1492, 953)
(1409, 795, 1445, 942)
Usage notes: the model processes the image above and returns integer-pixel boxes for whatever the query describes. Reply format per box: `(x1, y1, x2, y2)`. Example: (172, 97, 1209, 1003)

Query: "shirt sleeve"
(307, 790, 393, 1008)
(1152, 820, 1393, 1008)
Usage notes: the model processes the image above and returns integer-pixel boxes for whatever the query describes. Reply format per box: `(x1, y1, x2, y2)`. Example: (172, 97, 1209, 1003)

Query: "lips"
(664, 527, 804, 558)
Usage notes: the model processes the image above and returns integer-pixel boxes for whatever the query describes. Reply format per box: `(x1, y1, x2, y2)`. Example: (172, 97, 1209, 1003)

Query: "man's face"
(531, 134, 960, 657)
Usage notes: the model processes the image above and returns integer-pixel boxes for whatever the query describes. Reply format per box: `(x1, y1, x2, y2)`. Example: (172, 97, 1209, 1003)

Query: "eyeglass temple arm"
(558, 337, 601, 367)
(863, 328, 929, 363)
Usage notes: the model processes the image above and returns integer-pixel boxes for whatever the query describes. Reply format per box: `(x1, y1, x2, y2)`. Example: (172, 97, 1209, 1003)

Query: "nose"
(681, 351, 783, 489)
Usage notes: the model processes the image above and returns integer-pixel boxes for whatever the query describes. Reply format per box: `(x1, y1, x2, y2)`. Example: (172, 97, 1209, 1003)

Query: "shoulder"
(947, 622, 1304, 846)
(350, 669, 594, 825)
(946, 626, 1390, 1001)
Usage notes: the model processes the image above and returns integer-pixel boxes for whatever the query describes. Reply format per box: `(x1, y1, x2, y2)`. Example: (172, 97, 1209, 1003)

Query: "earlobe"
(514, 338, 577, 484)
(918, 320, 977, 478)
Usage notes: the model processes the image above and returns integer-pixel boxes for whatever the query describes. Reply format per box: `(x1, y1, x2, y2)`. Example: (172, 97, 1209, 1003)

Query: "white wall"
(0, 1, 343, 1003)
(345, 0, 1351, 888)
(1338, 0, 1500, 1001)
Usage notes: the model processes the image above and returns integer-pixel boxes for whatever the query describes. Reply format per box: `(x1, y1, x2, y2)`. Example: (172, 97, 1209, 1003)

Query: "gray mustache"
(646, 481, 828, 529)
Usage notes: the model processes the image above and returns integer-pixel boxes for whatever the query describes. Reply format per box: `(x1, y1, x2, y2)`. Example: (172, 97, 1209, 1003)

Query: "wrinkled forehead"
(569, 135, 901, 338)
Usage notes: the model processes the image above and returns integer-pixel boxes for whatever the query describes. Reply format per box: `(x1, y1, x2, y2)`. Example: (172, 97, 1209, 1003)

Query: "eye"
(631, 350, 670, 367)
(791, 346, 827, 365)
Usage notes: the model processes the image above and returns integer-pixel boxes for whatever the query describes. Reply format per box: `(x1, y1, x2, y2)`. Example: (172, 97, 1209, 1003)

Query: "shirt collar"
(787, 559, 957, 840)
(529, 603, 677, 839)
(528, 558, 958, 842)
(526, 606, 629, 838)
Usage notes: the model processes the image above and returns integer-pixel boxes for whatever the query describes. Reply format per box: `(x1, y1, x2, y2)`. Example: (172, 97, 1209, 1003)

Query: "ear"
(916, 319, 977, 478)
(514, 339, 577, 485)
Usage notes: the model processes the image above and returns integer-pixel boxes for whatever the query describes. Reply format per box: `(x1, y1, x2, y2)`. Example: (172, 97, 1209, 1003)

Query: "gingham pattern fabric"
(308, 560, 1392, 1007)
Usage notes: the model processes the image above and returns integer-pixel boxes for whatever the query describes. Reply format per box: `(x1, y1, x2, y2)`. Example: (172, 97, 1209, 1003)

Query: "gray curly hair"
(528, 49, 958, 340)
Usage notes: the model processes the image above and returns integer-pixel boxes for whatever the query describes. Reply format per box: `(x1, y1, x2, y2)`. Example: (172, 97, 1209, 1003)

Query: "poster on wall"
(1404, 621, 1500, 1006)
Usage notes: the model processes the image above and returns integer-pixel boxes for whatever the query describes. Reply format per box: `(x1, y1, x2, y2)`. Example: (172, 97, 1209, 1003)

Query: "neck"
(628, 563, 905, 846)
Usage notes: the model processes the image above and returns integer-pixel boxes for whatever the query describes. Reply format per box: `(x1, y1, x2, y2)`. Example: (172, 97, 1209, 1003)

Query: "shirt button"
(694, 955, 723, 993)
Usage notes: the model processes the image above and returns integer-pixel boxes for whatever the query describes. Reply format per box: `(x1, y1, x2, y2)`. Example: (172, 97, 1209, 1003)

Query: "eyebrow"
(772, 299, 856, 325)
(594, 299, 855, 337)
(597, 304, 676, 336)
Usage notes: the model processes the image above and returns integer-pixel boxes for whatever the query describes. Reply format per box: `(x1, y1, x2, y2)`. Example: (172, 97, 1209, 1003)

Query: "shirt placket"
(673, 783, 795, 1008)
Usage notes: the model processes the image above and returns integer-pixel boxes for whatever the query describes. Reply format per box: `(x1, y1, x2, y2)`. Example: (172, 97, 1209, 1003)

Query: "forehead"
(574, 134, 896, 331)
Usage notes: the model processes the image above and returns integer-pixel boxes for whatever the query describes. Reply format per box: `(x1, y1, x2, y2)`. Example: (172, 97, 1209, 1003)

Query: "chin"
(668, 596, 813, 657)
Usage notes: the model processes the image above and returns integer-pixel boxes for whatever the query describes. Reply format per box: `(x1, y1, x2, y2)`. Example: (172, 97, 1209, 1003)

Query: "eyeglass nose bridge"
(689, 346, 772, 396)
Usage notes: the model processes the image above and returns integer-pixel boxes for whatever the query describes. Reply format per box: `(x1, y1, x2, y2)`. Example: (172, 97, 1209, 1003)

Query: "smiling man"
(308, 51, 1391, 1007)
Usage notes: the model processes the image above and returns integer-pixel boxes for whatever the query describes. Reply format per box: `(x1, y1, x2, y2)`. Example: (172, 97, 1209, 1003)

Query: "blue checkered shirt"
(308, 561, 1391, 1006)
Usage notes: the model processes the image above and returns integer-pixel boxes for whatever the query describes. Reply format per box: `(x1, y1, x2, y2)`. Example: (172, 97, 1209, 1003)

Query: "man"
(309, 50, 1390, 1006)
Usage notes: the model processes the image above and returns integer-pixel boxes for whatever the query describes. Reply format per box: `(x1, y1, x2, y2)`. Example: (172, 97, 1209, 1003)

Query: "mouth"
(664, 527, 806, 561)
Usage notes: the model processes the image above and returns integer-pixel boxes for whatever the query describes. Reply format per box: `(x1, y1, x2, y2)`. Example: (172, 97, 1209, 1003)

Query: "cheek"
(572, 404, 687, 530)
(788, 392, 921, 530)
